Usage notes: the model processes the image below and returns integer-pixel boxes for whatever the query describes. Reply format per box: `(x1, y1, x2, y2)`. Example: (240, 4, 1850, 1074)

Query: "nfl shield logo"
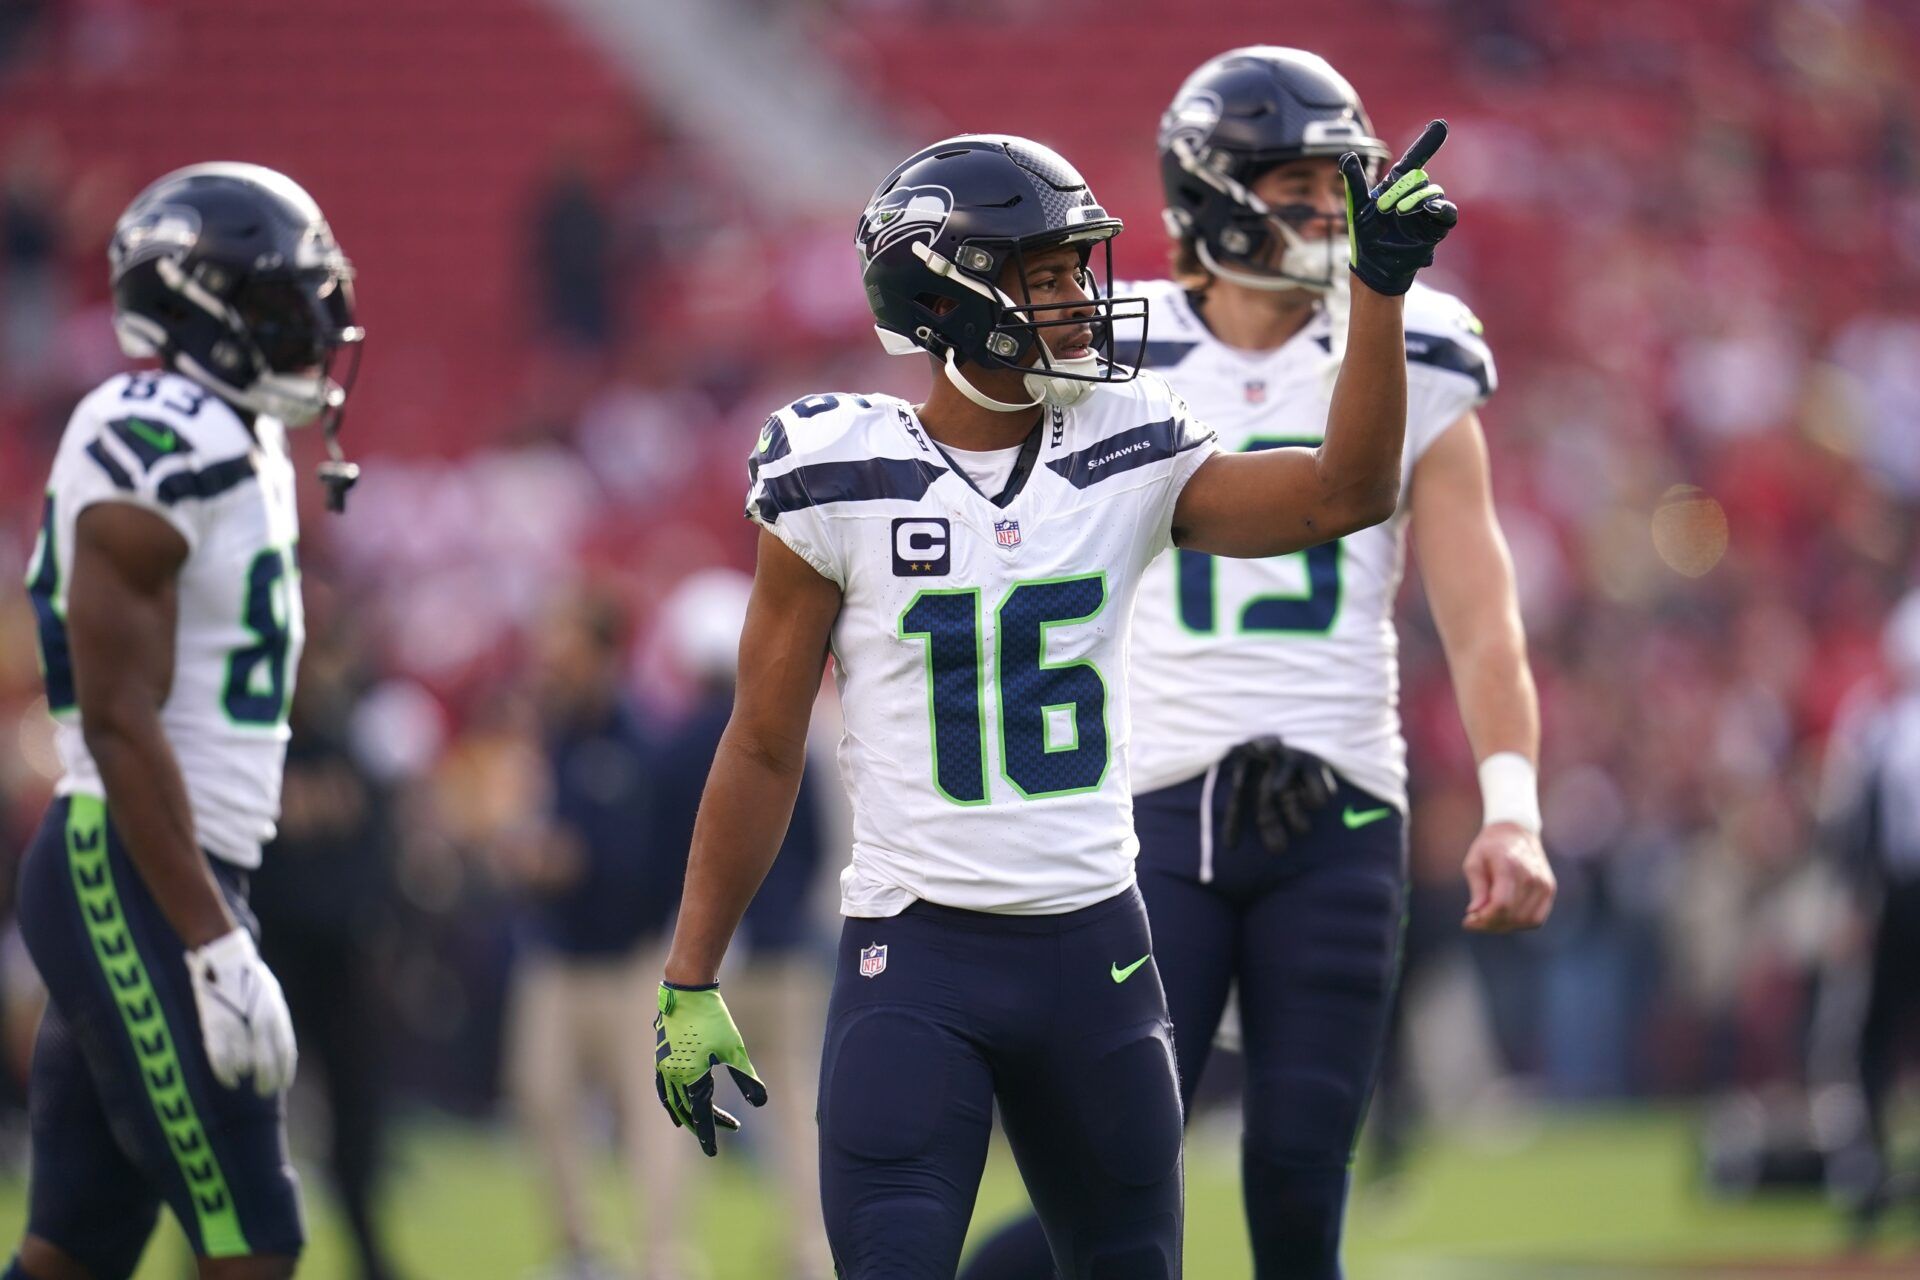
(1245, 379, 1267, 404)
(859, 943, 888, 978)
(995, 518, 1022, 548)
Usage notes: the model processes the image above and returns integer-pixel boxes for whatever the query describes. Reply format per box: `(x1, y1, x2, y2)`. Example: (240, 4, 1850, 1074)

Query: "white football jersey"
(28, 370, 305, 868)
(747, 382, 1217, 916)
(1119, 279, 1495, 809)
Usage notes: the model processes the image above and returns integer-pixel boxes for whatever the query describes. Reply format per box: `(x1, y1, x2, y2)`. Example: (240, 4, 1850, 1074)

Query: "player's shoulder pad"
(1046, 370, 1216, 490)
(64, 371, 259, 503)
(748, 391, 943, 524)
(1112, 277, 1209, 371)
(1402, 282, 1496, 400)
(68, 370, 252, 463)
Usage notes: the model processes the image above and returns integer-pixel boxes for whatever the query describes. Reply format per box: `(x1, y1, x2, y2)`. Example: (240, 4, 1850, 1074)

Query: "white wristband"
(1478, 752, 1542, 834)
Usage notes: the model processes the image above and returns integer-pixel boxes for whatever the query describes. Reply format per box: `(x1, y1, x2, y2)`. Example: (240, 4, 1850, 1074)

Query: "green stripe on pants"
(66, 794, 250, 1257)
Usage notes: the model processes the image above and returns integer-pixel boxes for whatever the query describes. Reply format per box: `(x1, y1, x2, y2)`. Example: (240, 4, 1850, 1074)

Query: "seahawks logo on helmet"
(1159, 90, 1223, 152)
(861, 183, 953, 260)
(109, 204, 202, 273)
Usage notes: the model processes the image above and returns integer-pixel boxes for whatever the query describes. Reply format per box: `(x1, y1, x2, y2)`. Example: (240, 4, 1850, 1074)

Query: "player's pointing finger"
(1394, 119, 1449, 176)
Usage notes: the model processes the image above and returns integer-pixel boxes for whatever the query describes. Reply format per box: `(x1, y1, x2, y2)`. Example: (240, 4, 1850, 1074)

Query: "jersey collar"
(915, 407, 1048, 510)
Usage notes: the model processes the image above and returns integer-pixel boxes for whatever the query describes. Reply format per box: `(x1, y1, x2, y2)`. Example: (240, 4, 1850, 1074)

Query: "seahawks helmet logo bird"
(1159, 90, 1223, 152)
(861, 184, 954, 259)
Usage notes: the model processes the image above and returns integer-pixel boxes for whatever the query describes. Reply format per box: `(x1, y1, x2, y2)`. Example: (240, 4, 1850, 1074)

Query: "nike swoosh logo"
(1111, 954, 1150, 984)
(755, 427, 775, 453)
(126, 418, 177, 452)
(1343, 805, 1393, 830)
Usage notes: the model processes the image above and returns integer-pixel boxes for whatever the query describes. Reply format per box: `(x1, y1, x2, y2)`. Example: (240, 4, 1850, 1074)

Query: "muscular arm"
(69, 502, 237, 948)
(1410, 411, 1554, 932)
(662, 530, 840, 986)
(1171, 280, 1407, 558)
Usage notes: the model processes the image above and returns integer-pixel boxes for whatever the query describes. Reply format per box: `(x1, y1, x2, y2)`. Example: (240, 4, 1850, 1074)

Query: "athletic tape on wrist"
(1478, 752, 1542, 834)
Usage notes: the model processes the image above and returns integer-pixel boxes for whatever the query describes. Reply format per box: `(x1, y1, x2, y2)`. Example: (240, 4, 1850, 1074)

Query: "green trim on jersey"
(897, 573, 1115, 805)
(25, 489, 75, 715)
(1175, 436, 1346, 639)
(1040, 702, 1080, 754)
(899, 587, 992, 807)
(995, 572, 1112, 801)
(65, 795, 250, 1256)
(220, 544, 298, 730)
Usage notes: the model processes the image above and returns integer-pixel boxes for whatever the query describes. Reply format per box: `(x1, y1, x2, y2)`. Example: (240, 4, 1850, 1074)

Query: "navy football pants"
(13, 796, 303, 1277)
(960, 760, 1406, 1280)
(818, 888, 1184, 1279)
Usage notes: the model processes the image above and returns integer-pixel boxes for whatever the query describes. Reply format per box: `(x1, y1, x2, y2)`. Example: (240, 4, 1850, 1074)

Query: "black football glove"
(1219, 737, 1339, 856)
(1340, 118, 1458, 297)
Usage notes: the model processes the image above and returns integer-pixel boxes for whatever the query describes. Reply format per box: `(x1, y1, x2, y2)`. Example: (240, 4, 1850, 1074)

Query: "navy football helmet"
(110, 163, 364, 507)
(857, 135, 1146, 411)
(1160, 47, 1390, 291)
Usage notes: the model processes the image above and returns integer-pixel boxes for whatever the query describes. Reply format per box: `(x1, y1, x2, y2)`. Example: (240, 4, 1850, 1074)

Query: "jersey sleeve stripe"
(751, 455, 944, 523)
(747, 417, 792, 485)
(1405, 331, 1493, 398)
(155, 455, 257, 506)
(1045, 417, 1211, 490)
(84, 440, 135, 490)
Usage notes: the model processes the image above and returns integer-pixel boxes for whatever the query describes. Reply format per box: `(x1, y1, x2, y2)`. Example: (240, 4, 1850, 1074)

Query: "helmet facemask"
(1165, 136, 1370, 293)
(230, 262, 364, 428)
(904, 229, 1147, 412)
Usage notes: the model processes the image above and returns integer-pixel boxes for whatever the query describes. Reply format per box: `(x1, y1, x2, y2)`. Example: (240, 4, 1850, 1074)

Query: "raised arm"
(1172, 120, 1458, 559)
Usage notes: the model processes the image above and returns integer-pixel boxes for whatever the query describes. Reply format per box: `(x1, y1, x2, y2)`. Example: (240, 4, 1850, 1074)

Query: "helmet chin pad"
(1025, 356, 1099, 408)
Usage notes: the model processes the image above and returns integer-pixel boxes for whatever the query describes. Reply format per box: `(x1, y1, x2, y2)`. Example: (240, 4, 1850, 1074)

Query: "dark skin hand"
(69, 502, 237, 950)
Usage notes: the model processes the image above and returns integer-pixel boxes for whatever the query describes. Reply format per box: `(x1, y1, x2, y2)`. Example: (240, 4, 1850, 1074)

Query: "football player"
(10, 163, 363, 1280)
(961, 48, 1555, 1280)
(653, 125, 1457, 1279)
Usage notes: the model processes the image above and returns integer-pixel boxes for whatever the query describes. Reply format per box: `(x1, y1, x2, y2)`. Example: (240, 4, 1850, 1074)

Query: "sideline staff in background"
(502, 588, 691, 1280)
(1822, 590, 1920, 1239)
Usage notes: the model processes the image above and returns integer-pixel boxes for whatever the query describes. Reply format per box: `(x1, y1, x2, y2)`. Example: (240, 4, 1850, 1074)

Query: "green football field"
(0, 1107, 1913, 1278)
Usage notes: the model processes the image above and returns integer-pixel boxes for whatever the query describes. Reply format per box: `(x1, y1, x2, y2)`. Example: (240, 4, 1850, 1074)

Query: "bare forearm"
(1444, 625, 1539, 764)
(663, 730, 807, 986)
(84, 716, 235, 948)
(1317, 284, 1407, 525)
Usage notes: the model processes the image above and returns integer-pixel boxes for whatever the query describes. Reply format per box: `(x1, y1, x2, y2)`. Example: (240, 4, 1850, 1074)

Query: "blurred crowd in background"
(1, 0, 1919, 1270)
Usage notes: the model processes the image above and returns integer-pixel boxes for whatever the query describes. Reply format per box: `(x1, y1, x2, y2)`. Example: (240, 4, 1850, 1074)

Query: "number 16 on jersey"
(898, 574, 1112, 805)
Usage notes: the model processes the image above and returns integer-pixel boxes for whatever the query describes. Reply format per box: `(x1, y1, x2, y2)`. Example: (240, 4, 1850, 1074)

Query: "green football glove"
(1340, 118, 1458, 296)
(654, 982, 767, 1157)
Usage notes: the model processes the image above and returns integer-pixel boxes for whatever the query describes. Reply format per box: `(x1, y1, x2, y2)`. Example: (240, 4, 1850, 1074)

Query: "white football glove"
(184, 927, 297, 1095)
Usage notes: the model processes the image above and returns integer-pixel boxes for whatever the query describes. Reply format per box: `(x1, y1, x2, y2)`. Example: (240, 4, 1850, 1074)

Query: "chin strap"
(318, 422, 360, 512)
(944, 349, 1043, 412)
(1196, 239, 1310, 292)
